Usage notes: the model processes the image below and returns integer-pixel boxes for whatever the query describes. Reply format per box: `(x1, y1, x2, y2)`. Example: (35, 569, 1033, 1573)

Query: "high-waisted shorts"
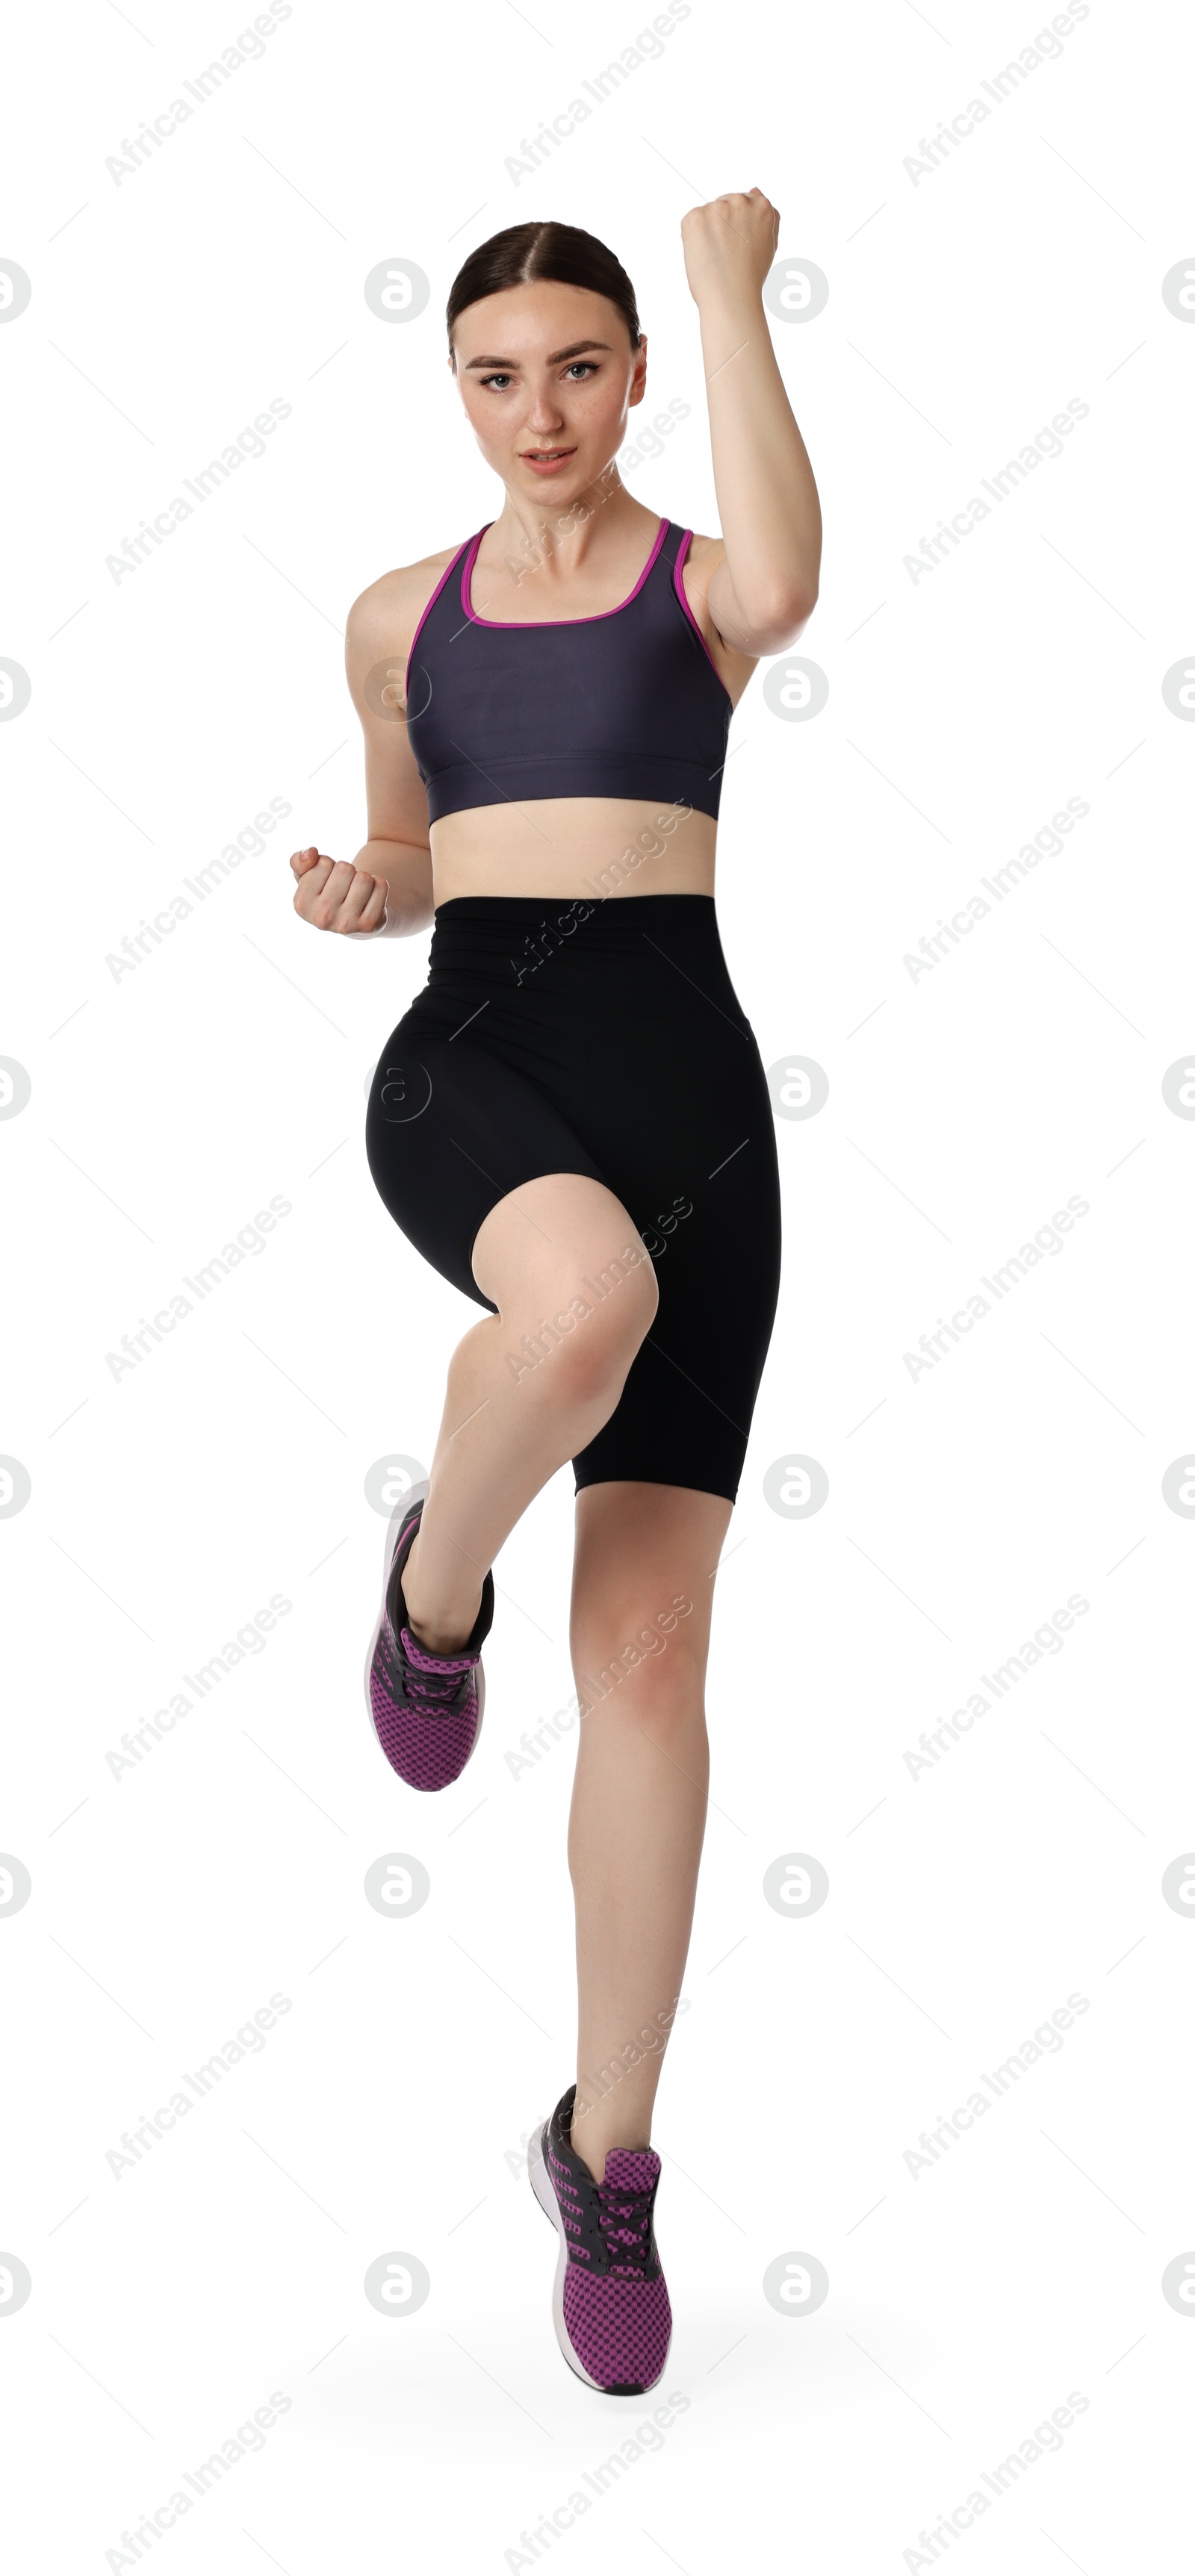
(364, 894, 781, 1503)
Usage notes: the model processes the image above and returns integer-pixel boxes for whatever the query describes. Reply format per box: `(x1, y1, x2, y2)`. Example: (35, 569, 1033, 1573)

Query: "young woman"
(289, 200, 821, 2396)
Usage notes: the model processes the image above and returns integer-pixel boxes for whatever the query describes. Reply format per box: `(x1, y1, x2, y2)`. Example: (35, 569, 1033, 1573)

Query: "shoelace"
(397, 1631, 474, 1710)
(597, 2180, 655, 2276)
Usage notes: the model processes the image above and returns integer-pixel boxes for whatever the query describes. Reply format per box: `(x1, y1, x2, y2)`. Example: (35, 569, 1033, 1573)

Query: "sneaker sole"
(362, 1480, 486, 1785)
(527, 2118, 608, 2390)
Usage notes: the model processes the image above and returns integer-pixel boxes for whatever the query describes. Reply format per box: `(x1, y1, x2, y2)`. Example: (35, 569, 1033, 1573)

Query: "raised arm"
(680, 188, 822, 659)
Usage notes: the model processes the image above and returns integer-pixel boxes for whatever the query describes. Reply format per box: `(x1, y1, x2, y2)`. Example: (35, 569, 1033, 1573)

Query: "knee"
(579, 1614, 704, 1737)
(536, 1323, 616, 1416)
(585, 1244, 659, 1366)
(632, 1637, 704, 1728)
(531, 1254, 658, 1409)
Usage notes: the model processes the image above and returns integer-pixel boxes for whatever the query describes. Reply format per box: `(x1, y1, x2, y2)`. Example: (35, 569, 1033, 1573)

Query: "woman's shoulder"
(346, 540, 472, 659)
(674, 527, 733, 626)
(673, 529, 760, 691)
(677, 528, 725, 579)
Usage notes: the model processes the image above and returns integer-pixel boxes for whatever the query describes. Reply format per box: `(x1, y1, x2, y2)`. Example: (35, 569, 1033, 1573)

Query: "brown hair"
(446, 221, 642, 369)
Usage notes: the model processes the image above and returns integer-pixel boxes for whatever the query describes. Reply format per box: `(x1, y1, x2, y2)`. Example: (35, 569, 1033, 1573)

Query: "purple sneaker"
(528, 2085, 672, 2394)
(364, 1481, 494, 1792)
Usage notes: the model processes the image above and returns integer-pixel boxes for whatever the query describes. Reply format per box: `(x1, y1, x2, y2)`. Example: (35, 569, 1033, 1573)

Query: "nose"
(524, 382, 566, 434)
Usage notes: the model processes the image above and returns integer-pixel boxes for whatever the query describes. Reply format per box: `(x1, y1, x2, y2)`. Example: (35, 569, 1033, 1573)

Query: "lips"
(521, 447, 575, 470)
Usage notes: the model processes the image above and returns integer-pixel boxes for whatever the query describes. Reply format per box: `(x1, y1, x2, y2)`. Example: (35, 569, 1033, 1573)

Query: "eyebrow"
(462, 340, 615, 370)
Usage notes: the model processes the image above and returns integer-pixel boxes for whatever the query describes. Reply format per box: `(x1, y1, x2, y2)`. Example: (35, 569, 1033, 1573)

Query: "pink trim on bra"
(460, 516, 669, 629)
(672, 529, 733, 707)
(403, 538, 473, 700)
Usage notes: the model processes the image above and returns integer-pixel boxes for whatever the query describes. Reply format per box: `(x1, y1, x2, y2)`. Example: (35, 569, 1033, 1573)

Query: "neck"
(489, 464, 649, 573)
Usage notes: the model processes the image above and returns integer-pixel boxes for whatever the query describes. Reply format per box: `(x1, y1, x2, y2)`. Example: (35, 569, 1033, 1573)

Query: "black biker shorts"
(364, 894, 781, 1504)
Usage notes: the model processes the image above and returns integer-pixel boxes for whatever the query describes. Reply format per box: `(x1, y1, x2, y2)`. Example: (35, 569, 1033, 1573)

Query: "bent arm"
(683, 190, 822, 656)
(348, 834, 434, 936)
(343, 570, 443, 936)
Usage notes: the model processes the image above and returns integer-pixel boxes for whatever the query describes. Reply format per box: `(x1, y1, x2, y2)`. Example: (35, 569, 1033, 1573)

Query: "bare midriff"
(428, 794, 718, 907)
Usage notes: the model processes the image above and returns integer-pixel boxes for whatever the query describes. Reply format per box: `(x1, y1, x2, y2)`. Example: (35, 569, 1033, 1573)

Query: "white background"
(3, 0, 1194, 2567)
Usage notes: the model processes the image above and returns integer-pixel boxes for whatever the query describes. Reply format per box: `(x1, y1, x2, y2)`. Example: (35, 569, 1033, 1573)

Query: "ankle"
(570, 2100, 650, 2183)
(406, 1608, 478, 1656)
(401, 1533, 481, 1656)
(569, 2120, 605, 2184)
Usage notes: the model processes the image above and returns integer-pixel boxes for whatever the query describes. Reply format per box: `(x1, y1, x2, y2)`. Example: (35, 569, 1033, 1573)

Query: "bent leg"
(566, 1480, 733, 2181)
(402, 1176, 659, 1651)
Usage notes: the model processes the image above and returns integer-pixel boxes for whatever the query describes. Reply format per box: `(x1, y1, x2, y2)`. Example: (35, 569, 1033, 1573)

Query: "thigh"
(570, 1481, 733, 1681)
(471, 1172, 659, 1345)
(571, 1042, 782, 1504)
(365, 1021, 608, 1313)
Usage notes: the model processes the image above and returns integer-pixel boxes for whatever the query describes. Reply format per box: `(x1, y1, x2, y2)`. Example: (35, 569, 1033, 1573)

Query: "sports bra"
(403, 516, 733, 826)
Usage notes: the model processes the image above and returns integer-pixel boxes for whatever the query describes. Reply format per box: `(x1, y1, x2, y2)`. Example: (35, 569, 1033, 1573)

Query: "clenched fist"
(290, 845, 388, 934)
(680, 187, 780, 308)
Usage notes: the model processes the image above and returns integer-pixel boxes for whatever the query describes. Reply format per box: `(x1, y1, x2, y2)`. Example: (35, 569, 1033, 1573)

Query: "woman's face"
(451, 281, 647, 504)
